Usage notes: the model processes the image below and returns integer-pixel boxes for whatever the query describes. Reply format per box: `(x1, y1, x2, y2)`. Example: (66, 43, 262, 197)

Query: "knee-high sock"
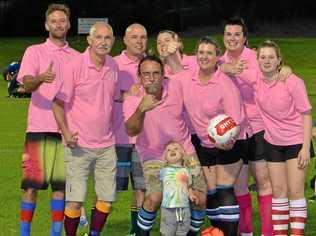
(237, 193, 253, 234)
(20, 201, 36, 236)
(206, 189, 221, 228)
(129, 206, 140, 234)
(64, 207, 81, 236)
(272, 198, 289, 236)
(289, 198, 307, 235)
(50, 199, 65, 236)
(216, 186, 240, 236)
(258, 194, 273, 236)
(137, 206, 157, 234)
(188, 208, 206, 235)
(90, 201, 111, 236)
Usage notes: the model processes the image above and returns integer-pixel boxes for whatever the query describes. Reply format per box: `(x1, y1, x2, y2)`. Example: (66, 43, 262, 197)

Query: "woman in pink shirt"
(238, 40, 313, 235)
(178, 36, 248, 236)
(220, 17, 273, 236)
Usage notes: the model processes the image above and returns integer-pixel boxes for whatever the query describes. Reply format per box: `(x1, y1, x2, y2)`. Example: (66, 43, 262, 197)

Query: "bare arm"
(52, 98, 78, 147)
(297, 112, 312, 169)
(125, 106, 146, 136)
(125, 94, 163, 136)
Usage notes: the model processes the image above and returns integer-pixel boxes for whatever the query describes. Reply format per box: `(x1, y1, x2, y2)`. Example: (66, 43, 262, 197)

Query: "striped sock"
(90, 201, 111, 235)
(272, 198, 289, 236)
(189, 209, 206, 234)
(216, 186, 240, 236)
(64, 207, 81, 236)
(20, 201, 36, 236)
(206, 189, 221, 228)
(129, 206, 140, 234)
(50, 199, 65, 236)
(237, 193, 253, 234)
(290, 198, 307, 235)
(137, 207, 157, 232)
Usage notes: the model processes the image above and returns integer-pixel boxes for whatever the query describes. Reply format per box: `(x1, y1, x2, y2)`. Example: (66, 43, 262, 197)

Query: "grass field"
(0, 36, 316, 235)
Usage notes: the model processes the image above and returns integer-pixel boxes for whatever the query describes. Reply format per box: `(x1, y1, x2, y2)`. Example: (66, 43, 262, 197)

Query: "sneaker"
(308, 195, 316, 202)
(79, 215, 88, 227)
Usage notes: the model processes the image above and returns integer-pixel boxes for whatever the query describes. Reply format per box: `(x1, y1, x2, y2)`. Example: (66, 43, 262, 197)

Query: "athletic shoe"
(79, 215, 88, 227)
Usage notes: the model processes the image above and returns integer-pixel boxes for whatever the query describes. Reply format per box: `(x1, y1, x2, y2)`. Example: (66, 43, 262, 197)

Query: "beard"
(144, 83, 162, 95)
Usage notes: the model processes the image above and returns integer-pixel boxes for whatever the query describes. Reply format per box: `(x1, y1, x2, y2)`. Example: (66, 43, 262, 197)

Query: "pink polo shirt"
(123, 79, 195, 163)
(175, 68, 248, 148)
(221, 47, 264, 133)
(113, 51, 140, 144)
(56, 48, 120, 148)
(164, 54, 197, 77)
(17, 38, 79, 133)
(238, 68, 312, 145)
(165, 54, 198, 134)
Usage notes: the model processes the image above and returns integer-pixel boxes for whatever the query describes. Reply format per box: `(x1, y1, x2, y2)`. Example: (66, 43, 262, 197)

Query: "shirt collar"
(83, 47, 110, 71)
(120, 50, 143, 65)
(191, 68, 221, 85)
(45, 38, 70, 52)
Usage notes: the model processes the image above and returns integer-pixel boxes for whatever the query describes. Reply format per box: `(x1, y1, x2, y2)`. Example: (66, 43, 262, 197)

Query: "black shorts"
(240, 131, 265, 164)
(264, 140, 315, 162)
(198, 140, 242, 166)
(191, 134, 202, 156)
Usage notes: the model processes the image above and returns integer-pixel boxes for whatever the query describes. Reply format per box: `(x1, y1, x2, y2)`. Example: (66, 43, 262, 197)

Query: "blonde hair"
(45, 3, 70, 20)
(163, 141, 186, 165)
(157, 30, 184, 55)
(257, 40, 283, 71)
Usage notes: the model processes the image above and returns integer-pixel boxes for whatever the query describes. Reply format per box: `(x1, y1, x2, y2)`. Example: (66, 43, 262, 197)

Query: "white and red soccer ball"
(207, 114, 238, 145)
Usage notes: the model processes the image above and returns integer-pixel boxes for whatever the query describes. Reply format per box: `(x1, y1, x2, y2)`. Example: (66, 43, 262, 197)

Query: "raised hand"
(139, 94, 163, 113)
(39, 62, 55, 83)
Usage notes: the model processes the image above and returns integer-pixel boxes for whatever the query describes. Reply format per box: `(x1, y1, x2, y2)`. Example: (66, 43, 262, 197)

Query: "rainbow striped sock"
(20, 201, 36, 236)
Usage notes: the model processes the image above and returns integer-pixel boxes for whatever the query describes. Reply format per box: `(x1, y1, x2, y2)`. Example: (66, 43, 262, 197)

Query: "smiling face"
(223, 24, 246, 53)
(45, 10, 70, 40)
(257, 46, 281, 77)
(164, 142, 185, 165)
(196, 43, 218, 72)
(87, 23, 115, 58)
(124, 24, 148, 59)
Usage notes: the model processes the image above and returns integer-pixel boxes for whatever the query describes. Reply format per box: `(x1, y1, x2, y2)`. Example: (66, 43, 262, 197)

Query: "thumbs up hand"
(39, 62, 56, 83)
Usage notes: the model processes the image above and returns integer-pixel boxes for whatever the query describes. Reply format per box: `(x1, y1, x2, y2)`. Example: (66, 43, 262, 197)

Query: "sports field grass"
(0, 36, 316, 235)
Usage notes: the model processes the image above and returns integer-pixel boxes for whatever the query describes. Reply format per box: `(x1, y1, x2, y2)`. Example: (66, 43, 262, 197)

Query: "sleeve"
(287, 75, 312, 113)
(237, 66, 260, 89)
(122, 95, 142, 122)
(221, 76, 246, 126)
(55, 61, 75, 103)
(17, 46, 39, 84)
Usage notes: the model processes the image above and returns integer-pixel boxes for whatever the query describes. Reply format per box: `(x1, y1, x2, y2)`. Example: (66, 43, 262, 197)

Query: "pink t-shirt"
(221, 47, 264, 134)
(175, 68, 248, 148)
(56, 48, 120, 148)
(17, 39, 79, 133)
(239, 69, 312, 145)
(113, 51, 140, 144)
(164, 54, 197, 77)
(123, 79, 194, 163)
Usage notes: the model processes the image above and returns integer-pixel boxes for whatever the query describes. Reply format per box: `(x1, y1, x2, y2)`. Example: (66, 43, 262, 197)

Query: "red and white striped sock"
(289, 198, 307, 235)
(272, 198, 289, 236)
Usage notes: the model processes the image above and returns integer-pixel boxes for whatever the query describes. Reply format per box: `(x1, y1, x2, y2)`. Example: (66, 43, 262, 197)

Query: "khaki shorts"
(64, 145, 117, 202)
